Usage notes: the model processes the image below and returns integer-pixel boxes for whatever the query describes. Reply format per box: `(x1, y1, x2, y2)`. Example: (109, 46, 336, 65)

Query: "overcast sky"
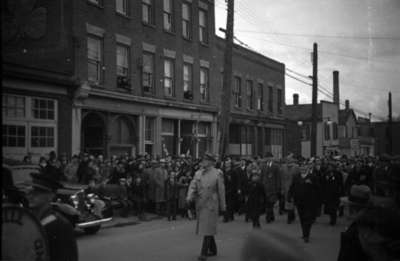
(215, 0, 400, 121)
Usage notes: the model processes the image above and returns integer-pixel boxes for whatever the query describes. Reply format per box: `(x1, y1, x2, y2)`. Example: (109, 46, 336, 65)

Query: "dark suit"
(289, 172, 319, 239)
(247, 181, 266, 228)
(321, 170, 343, 225)
(261, 161, 281, 223)
(223, 167, 238, 222)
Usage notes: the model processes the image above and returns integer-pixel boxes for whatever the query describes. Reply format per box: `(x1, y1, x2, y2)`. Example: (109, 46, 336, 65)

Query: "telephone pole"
(219, 0, 234, 158)
(388, 91, 393, 155)
(311, 43, 318, 157)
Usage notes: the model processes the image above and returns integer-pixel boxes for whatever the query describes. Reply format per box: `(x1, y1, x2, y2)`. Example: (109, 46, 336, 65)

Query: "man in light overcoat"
(186, 153, 226, 261)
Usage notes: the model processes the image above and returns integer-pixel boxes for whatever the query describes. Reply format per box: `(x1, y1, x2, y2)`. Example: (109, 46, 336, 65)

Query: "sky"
(214, 0, 400, 121)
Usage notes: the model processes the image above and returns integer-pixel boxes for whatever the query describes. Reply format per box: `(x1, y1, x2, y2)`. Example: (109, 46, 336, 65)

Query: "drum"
(2, 204, 50, 261)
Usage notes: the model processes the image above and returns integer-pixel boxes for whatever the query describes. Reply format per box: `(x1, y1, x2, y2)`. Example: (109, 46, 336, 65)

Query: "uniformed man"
(27, 171, 78, 261)
(186, 152, 226, 261)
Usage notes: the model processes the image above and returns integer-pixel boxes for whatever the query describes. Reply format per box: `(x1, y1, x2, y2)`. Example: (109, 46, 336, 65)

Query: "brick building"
(2, 0, 76, 161)
(215, 37, 286, 158)
(2, 0, 286, 160)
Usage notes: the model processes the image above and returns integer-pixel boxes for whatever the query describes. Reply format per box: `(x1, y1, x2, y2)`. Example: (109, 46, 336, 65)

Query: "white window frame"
(116, 44, 129, 77)
(116, 0, 128, 15)
(2, 95, 58, 158)
(87, 35, 103, 84)
(199, 9, 208, 44)
(183, 63, 193, 99)
(163, 0, 174, 32)
(142, 0, 154, 24)
(164, 59, 175, 97)
(182, 2, 191, 39)
(200, 67, 209, 102)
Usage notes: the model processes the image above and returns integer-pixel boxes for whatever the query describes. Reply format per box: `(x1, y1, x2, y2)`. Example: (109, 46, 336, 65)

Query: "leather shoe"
(198, 255, 207, 261)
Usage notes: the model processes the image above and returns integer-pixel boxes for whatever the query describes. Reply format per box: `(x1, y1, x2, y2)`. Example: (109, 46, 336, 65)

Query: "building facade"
(2, 0, 286, 161)
(2, 0, 76, 161)
(373, 121, 400, 156)
(215, 37, 286, 159)
(286, 95, 339, 158)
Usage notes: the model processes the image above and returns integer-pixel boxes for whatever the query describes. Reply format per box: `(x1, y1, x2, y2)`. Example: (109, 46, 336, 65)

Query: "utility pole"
(311, 43, 318, 157)
(219, 0, 234, 158)
(388, 91, 393, 155)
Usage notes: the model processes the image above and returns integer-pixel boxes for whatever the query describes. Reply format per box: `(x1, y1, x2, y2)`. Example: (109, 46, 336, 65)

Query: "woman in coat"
(186, 153, 226, 261)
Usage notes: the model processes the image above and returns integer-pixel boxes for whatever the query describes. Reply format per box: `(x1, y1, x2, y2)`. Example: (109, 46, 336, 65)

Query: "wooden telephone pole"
(219, 0, 234, 158)
(311, 43, 318, 157)
(388, 91, 393, 155)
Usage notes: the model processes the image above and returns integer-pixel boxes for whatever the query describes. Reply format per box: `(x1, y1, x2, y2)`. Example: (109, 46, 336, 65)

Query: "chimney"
(293, 93, 299, 105)
(345, 99, 350, 110)
(333, 70, 339, 105)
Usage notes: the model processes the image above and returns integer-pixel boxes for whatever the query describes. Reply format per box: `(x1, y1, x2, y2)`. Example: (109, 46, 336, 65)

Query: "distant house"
(338, 100, 360, 156)
(286, 94, 339, 158)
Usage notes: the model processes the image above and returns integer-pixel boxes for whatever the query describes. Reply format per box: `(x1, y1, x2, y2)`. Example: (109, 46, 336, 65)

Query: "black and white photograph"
(2, 0, 400, 260)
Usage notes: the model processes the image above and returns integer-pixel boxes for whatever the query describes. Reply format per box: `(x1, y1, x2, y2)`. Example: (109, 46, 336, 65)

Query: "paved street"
(78, 212, 348, 261)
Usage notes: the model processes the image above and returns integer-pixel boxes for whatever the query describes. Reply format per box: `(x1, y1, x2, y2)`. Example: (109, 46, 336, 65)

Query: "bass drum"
(2, 204, 50, 261)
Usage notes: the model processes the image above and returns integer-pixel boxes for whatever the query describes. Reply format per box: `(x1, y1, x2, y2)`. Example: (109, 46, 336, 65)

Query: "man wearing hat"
(186, 152, 226, 261)
(338, 184, 400, 261)
(27, 171, 78, 261)
(260, 152, 281, 223)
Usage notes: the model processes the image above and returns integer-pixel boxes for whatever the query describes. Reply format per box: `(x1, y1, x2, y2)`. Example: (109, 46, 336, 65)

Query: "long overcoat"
(187, 167, 226, 236)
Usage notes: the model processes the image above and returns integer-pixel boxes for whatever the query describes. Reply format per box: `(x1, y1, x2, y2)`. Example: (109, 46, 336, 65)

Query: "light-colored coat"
(187, 167, 226, 236)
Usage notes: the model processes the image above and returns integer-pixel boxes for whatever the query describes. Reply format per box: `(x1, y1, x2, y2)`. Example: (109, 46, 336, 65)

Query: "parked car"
(3, 162, 112, 234)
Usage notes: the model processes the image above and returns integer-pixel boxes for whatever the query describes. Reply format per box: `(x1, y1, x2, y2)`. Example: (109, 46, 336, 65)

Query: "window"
(257, 83, 263, 111)
(302, 124, 310, 140)
(199, 9, 208, 44)
(325, 123, 331, 140)
(116, 44, 129, 77)
(88, 0, 102, 6)
(182, 2, 191, 39)
(116, 0, 127, 15)
(333, 122, 338, 139)
(277, 89, 282, 114)
(183, 63, 193, 100)
(87, 36, 102, 83)
(142, 52, 154, 93)
(162, 119, 177, 157)
(268, 86, 273, 112)
(145, 117, 155, 155)
(246, 80, 254, 110)
(164, 59, 174, 97)
(163, 0, 174, 32)
(2, 95, 25, 118)
(233, 77, 241, 107)
(142, 0, 154, 24)
(3, 125, 25, 147)
(200, 67, 209, 102)
(31, 126, 54, 147)
(32, 98, 55, 120)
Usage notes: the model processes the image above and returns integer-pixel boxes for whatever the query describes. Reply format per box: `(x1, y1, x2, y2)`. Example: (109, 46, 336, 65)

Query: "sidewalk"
(102, 212, 165, 229)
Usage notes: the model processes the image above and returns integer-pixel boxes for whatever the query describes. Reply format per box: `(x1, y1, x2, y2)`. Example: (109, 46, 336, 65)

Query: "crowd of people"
(15, 150, 400, 260)
(22, 150, 399, 223)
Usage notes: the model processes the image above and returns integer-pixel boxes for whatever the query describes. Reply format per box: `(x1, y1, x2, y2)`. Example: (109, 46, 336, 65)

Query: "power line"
(285, 72, 312, 86)
(235, 29, 400, 41)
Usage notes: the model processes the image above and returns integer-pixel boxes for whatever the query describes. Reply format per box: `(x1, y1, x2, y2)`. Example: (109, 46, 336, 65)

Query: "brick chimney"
(333, 71, 339, 105)
(345, 99, 350, 110)
(293, 93, 299, 105)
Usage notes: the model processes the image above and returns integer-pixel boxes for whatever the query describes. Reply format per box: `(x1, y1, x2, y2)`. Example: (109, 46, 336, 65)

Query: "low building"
(286, 94, 339, 158)
(338, 100, 360, 156)
(373, 121, 400, 156)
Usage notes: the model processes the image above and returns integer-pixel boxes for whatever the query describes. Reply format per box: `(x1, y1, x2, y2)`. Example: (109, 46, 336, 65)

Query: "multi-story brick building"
(214, 37, 286, 158)
(2, 0, 286, 160)
(2, 0, 76, 161)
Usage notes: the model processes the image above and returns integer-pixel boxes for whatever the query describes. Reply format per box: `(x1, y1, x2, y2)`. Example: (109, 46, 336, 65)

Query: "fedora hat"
(342, 185, 371, 206)
(202, 152, 216, 162)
